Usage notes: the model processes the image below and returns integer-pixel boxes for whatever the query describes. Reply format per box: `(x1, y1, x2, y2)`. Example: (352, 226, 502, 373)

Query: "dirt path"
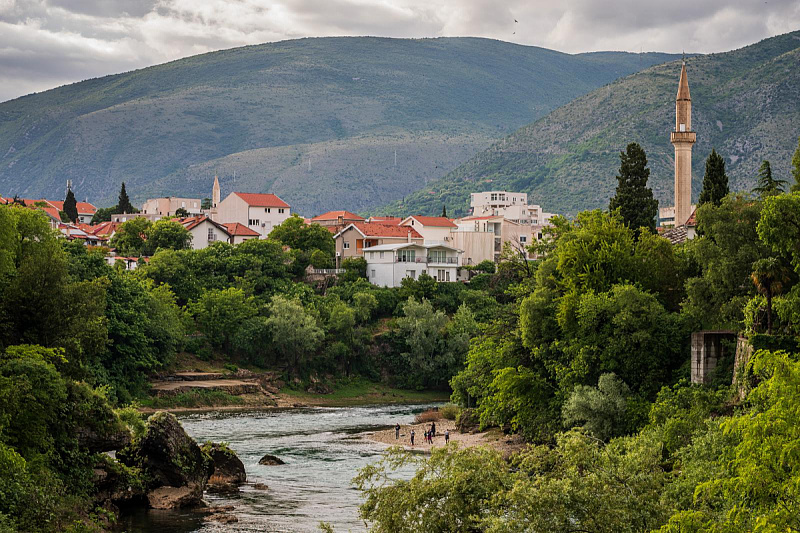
(150, 378, 256, 391)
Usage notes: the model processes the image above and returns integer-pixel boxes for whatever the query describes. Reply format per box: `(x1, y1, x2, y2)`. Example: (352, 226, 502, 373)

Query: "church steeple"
(670, 61, 696, 227)
(212, 174, 221, 208)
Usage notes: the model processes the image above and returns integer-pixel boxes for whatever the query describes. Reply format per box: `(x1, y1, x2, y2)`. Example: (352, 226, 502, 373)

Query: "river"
(118, 404, 433, 532)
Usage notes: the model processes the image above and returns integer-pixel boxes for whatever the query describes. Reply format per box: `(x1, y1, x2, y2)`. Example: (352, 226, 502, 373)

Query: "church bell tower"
(670, 61, 696, 227)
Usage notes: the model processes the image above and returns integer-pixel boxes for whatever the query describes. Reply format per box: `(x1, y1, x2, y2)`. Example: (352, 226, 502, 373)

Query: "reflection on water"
(120, 404, 433, 532)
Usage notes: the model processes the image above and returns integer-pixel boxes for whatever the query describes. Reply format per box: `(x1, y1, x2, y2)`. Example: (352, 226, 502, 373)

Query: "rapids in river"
(118, 403, 433, 532)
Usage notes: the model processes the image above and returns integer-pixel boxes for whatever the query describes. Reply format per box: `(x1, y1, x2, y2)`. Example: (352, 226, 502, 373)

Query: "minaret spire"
(670, 61, 696, 227)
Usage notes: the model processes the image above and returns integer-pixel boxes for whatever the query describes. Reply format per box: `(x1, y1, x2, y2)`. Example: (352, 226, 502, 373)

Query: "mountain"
(381, 31, 800, 218)
(0, 37, 679, 215)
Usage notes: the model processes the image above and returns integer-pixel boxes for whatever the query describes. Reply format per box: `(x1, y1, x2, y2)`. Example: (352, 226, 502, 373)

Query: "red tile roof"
(233, 192, 290, 208)
(349, 222, 423, 239)
(311, 210, 365, 222)
(685, 208, 697, 226)
(47, 200, 97, 214)
(368, 216, 402, 225)
(179, 215, 210, 231)
(403, 216, 457, 228)
(222, 222, 260, 237)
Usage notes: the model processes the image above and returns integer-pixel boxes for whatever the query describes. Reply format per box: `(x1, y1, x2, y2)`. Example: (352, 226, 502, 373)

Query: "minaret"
(210, 174, 221, 221)
(670, 61, 696, 227)
(212, 174, 221, 207)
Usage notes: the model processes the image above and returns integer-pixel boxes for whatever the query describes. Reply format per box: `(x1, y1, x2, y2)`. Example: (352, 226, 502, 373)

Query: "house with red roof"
(221, 222, 261, 245)
(213, 192, 291, 239)
(178, 215, 233, 249)
(333, 222, 423, 266)
(399, 216, 457, 243)
(47, 200, 97, 224)
(310, 210, 365, 229)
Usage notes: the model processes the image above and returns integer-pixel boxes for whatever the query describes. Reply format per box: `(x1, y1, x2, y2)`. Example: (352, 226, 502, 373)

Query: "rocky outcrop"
(258, 453, 285, 466)
(118, 411, 213, 509)
(204, 442, 247, 493)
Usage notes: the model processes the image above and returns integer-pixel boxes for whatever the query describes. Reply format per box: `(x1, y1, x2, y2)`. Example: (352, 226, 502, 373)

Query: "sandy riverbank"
(364, 419, 526, 457)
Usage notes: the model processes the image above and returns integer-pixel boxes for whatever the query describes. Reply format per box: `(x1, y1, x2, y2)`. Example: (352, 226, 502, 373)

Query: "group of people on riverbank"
(395, 422, 450, 446)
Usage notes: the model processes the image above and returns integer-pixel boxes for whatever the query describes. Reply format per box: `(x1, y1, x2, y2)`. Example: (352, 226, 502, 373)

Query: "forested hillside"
(384, 30, 800, 217)
(0, 37, 677, 214)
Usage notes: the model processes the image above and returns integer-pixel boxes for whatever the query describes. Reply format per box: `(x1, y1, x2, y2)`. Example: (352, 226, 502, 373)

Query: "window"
(181, 201, 186, 207)
(265, 208, 271, 213)
(429, 250, 446, 263)
(371, 269, 376, 278)
(680, 123, 686, 132)
(446, 271, 451, 282)
(343, 242, 350, 249)
(278, 208, 285, 214)
(519, 235, 527, 243)
(379, 251, 384, 259)
(248, 219, 260, 226)
(490, 193, 497, 201)
(398, 249, 416, 262)
(208, 228, 216, 242)
(437, 269, 445, 280)
(405, 270, 416, 279)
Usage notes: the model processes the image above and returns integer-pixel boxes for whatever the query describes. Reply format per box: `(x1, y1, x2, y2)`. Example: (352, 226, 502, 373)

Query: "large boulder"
(118, 411, 213, 509)
(203, 442, 247, 493)
(258, 453, 285, 466)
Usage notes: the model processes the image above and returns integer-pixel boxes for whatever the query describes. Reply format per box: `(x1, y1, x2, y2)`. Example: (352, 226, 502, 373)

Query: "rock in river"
(258, 453, 285, 466)
(204, 442, 247, 492)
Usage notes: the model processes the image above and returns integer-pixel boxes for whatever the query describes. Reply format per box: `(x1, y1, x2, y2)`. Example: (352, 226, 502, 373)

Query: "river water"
(118, 404, 433, 533)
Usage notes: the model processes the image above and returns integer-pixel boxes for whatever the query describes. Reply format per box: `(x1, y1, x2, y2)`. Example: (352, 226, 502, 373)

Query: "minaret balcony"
(670, 131, 696, 144)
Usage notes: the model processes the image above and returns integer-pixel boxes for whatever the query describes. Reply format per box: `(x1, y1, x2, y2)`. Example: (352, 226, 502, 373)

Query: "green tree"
(264, 296, 323, 373)
(109, 217, 152, 256)
(608, 142, 657, 235)
(91, 206, 114, 224)
(352, 292, 378, 323)
(174, 207, 189, 218)
(757, 192, 800, 274)
(310, 249, 333, 269)
(395, 297, 450, 388)
(201, 198, 212, 210)
(441, 205, 447, 218)
(562, 373, 632, 441)
(340, 257, 367, 282)
(750, 257, 791, 334)
(752, 160, 787, 198)
(188, 288, 257, 349)
(116, 182, 135, 214)
(269, 214, 335, 256)
(144, 219, 192, 254)
(63, 187, 78, 223)
(698, 149, 729, 206)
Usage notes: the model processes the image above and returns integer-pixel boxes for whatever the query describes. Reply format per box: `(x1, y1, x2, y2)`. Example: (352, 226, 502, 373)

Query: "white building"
(179, 216, 231, 250)
(213, 192, 291, 238)
(470, 190, 555, 226)
(399, 216, 457, 243)
(363, 242, 462, 288)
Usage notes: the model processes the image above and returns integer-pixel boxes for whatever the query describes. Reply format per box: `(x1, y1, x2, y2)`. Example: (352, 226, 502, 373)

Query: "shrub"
(439, 404, 460, 420)
(223, 363, 238, 373)
(414, 408, 441, 424)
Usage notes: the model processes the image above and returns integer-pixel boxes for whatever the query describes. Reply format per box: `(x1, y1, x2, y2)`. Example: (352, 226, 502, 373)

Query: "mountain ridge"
(378, 31, 800, 217)
(0, 36, 679, 214)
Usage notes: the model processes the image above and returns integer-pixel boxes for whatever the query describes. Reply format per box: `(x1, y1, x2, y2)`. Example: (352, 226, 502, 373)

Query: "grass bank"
(281, 380, 450, 407)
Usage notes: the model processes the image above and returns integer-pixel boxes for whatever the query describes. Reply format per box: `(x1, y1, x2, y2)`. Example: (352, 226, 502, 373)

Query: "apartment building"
(363, 242, 462, 288)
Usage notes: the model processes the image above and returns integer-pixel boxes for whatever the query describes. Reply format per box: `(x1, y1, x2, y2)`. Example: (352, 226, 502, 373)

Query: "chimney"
(337, 215, 344, 225)
(407, 230, 411, 243)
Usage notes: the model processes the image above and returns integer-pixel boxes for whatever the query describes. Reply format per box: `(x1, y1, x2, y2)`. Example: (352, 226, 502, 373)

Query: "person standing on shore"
(410, 429, 415, 446)
(395, 423, 400, 439)
(431, 421, 436, 438)
(445, 429, 450, 444)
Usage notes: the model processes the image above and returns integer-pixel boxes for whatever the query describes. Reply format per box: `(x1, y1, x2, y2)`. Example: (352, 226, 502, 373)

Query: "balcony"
(670, 131, 696, 144)
(395, 257, 459, 265)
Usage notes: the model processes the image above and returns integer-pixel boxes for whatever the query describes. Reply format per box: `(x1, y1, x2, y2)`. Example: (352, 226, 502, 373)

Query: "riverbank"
(364, 419, 526, 457)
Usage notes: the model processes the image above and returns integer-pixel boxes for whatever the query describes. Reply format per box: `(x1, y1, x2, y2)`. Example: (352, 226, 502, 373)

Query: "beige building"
(453, 215, 533, 265)
(470, 191, 555, 226)
(333, 222, 423, 266)
(142, 197, 202, 216)
(213, 192, 291, 238)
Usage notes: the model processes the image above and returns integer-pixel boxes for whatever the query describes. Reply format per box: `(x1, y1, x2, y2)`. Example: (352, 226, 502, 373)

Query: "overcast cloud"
(1, 0, 799, 102)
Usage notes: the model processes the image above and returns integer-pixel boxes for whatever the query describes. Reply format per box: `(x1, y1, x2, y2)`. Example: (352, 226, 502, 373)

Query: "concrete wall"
(691, 331, 736, 385)
(450, 231, 494, 266)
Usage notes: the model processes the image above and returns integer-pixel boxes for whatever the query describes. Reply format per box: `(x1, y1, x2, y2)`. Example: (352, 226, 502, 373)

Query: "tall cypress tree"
(63, 186, 79, 223)
(698, 149, 729, 206)
(608, 142, 657, 235)
(441, 205, 448, 218)
(752, 160, 788, 198)
(117, 182, 134, 214)
(791, 136, 800, 193)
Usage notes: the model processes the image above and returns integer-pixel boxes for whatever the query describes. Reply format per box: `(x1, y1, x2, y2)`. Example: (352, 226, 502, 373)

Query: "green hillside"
(0, 37, 677, 215)
(382, 31, 800, 218)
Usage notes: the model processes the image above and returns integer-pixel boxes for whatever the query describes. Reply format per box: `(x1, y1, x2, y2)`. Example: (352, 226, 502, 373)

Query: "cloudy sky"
(1, 0, 799, 102)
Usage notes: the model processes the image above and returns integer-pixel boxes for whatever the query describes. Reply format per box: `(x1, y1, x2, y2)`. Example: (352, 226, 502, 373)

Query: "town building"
(310, 210, 365, 231)
(363, 242, 462, 287)
(1, 196, 97, 226)
(399, 216, 457, 243)
(452, 215, 533, 265)
(213, 192, 291, 238)
(142, 197, 202, 217)
(222, 223, 261, 245)
(112, 212, 162, 223)
(179, 215, 231, 249)
(46, 200, 97, 224)
(333, 222, 423, 265)
(469, 191, 555, 226)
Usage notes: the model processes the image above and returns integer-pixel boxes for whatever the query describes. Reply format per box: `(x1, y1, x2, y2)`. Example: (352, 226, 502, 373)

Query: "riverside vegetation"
(2, 140, 800, 531)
